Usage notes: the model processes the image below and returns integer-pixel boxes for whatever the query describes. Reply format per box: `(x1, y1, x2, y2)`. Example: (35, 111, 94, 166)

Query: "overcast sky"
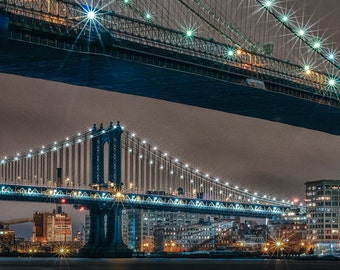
(1, 73, 340, 200)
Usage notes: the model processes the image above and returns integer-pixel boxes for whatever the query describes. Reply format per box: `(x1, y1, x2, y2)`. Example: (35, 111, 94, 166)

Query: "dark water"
(0, 258, 339, 270)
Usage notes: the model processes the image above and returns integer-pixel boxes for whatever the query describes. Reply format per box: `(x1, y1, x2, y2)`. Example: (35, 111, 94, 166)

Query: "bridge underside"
(1, 40, 340, 135)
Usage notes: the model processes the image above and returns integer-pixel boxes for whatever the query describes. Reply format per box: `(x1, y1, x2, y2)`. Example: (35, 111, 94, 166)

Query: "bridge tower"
(79, 121, 132, 258)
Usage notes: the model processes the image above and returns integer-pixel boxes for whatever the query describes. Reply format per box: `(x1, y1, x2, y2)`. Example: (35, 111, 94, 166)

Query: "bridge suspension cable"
(0, 122, 292, 208)
(256, 0, 340, 72)
(1, 0, 338, 103)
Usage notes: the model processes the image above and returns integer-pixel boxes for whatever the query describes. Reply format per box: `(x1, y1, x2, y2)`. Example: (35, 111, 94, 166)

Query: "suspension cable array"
(0, 122, 292, 208)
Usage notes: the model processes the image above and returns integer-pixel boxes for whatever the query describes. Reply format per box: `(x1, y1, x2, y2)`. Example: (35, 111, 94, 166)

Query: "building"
(32, 207, 72, 243)
(305, 180, 340, 255)
(0, 228, 15, 253)
(122, 209, 217, 252)
(154, 220, 234, 252)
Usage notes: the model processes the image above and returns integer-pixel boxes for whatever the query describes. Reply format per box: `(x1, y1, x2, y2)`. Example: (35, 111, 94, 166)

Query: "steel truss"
(1, 0, 339, 104)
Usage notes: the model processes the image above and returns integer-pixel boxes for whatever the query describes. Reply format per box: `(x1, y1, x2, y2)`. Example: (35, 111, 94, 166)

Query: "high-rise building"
(305, 180, 340, 255)
(32, 207, 72, 243)
(121, 209, 235, 252)
(122, 209, 211, 252)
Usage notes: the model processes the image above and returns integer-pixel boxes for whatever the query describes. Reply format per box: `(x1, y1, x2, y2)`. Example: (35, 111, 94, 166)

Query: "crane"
(0, 218, 34, 229)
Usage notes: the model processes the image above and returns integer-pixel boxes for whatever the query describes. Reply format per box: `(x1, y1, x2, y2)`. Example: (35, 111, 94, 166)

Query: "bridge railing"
(0, 183, 290, 217)
(2, 0, 338, 100)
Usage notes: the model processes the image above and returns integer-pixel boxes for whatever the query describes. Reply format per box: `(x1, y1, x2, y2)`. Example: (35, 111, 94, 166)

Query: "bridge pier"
(78, 205, 132, 258)
(79, 121, 132, 257)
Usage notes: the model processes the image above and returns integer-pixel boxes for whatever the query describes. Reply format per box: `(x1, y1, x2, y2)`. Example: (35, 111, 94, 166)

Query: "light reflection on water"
(0, 257, 339, 270)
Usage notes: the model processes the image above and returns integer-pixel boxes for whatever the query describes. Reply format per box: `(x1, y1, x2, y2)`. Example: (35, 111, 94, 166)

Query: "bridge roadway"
(1, 39, 340, 135)
(0, 184, 289, 219)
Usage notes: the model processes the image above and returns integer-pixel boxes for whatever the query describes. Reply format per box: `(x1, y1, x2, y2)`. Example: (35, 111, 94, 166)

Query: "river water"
(0, 257, 339, 270)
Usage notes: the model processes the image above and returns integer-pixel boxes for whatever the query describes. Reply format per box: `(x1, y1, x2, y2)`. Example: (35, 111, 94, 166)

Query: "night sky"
(0, 0, 340, 239)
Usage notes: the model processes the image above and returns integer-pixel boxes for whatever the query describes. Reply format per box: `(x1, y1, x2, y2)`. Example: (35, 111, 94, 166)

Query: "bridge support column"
(102, 205, 132, 257)
(78, 205, 132, 258)
(79, 206, 106, 257)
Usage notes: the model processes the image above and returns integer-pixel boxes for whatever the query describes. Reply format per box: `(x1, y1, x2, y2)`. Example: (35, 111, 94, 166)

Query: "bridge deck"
(1, 40, 340, 135)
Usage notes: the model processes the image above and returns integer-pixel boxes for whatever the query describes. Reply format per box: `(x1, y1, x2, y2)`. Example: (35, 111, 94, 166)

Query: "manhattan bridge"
(0, 0, 339, 257)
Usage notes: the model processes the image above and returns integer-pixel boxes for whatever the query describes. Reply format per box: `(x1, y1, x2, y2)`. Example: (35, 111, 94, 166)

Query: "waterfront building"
(305, 180, 340, 255)
(154, 220, 234, 252)
(0, 228, 15, 253)
(32, 207, 72, 243)
(122, 209, 220, 252)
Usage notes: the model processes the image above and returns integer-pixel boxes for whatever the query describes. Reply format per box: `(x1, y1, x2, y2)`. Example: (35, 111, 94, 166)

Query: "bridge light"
(328, 78, 337, 87)
(87, 11, 95, 20)
(328, 53, 335, 61)
(227, 49, 234, 57)
(281, 15, 289, 23)
(264, 0, 273, 8)
(236, 49, 243, 55)
(131, 133, 135, 137)
(142, 140, 146, 144)
(303, 65, 311, 75)
(144, 12, 153, 21)
(297, 29, 305, 37)
(185, 29, 193, 38)
(313, 40, 321, 50)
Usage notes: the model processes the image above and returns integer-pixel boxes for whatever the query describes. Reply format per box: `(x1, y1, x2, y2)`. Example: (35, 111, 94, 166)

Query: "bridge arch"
(91, 121, 123, 190)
